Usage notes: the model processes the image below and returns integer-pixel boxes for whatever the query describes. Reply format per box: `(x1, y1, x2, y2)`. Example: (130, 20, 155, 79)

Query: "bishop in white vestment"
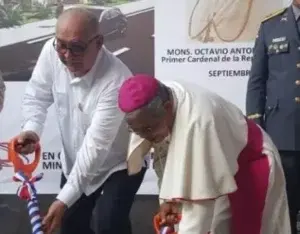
(118, 74, 291, 234)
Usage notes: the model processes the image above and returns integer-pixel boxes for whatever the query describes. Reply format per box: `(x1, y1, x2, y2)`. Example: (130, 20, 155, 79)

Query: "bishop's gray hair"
(126, 82, 171, 119)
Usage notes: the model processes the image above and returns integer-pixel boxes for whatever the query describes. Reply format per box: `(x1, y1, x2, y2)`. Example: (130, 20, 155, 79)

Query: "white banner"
(155, 0, 289, 112)
(0, 82, 159, 194)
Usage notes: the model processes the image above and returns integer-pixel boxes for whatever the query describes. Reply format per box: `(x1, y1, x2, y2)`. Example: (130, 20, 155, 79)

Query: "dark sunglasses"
(53, 35, 99, 56)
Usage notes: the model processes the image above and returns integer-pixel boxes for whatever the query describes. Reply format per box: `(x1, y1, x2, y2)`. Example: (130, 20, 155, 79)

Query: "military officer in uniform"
(246, 1, 300, 233)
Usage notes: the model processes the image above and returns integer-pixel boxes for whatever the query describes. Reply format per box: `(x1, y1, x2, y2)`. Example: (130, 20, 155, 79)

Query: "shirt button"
(295, 97, 300, 102)
(296, 80, 300, 85)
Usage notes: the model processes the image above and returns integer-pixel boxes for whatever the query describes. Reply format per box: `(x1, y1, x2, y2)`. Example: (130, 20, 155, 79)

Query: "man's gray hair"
(0, 71, 5, 112)
(57, 7, 100, 36)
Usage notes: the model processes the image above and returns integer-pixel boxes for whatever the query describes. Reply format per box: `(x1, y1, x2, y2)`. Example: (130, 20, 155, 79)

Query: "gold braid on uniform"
(247, 113, 262, 119)
(261, 7, 286, 22)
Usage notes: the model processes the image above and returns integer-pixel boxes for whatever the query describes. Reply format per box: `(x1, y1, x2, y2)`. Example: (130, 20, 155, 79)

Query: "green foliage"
(89, 0, 132, 6)
(0, 4, 23, 28)
(26, 2, 53, 20)
(0, 2, 54, 28)
(0, 0, 133, 28)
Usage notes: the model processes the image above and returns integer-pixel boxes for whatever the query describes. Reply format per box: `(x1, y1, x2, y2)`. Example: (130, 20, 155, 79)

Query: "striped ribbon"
(14, 171, 44, 234)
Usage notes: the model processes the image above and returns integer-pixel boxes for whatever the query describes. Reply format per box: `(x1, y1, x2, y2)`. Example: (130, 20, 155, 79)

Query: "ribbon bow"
(13, 171, 43, 200)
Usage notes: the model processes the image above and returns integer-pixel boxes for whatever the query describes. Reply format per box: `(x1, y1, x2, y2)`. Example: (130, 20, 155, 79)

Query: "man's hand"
(42, 200, 67, 234)
(14, 131, 39, 154)
(159, 202, 180, 226)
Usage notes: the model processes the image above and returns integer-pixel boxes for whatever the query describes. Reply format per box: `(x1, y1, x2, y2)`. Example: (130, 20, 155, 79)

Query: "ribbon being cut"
(0, 138, 43, 234)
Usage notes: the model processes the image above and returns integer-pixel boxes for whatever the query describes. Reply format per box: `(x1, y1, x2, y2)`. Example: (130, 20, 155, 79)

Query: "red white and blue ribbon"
(13, 171, 44, 234)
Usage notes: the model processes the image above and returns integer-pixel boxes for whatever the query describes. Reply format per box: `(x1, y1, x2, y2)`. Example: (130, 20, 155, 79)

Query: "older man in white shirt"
(14, 7, 146, 234)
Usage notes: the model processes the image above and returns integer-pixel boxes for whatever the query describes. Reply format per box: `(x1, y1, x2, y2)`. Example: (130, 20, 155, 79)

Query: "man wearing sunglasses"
(14, 7, 146, 234)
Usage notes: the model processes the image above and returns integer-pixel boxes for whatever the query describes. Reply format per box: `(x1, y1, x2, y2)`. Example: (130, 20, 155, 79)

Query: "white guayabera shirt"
(0, 71, 5, 113)
(22, 38, 134, 207)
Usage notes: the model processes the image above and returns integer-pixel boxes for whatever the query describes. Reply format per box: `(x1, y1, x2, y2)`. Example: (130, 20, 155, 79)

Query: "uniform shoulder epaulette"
(262, 8, 287, 22)
(247, 113, 262, 119)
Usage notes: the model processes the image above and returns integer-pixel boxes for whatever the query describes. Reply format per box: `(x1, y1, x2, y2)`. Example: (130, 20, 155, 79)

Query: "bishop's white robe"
(126, 80, 291, 234)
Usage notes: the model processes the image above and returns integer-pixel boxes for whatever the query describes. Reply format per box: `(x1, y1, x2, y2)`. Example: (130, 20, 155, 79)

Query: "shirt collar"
(69, 47, 105, 88)
(292, 4, 300, 21)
